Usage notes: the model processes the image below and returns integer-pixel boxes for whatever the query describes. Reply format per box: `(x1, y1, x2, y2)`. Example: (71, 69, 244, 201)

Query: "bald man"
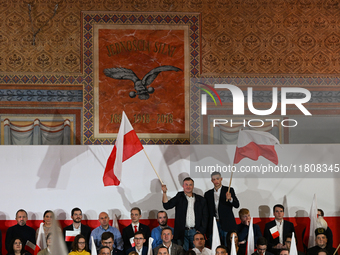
(90, 212, 123, 251)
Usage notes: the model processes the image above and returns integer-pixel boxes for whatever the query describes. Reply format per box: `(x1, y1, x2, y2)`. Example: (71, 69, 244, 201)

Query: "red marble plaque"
(94, 25, 189, 139)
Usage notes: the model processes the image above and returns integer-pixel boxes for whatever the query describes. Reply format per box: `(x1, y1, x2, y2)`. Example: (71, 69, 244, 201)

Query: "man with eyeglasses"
(153, 227, 184, 255)
(90, 212, 123, 252)
(251, 237, 274, 255)
(192, 233, 213, 255)
(101, 232, 123, 255)
(126, 231, 148, 255)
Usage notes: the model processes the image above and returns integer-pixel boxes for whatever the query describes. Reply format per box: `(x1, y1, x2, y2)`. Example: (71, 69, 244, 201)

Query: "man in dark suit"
(264, 204, 295, 255)
(237, 208, 262, 253)
(251, 237, 274, 255)
(153, 227, 184, 255)
(122, 207, 151, 251)
(204, 172, 239, 245)
(63, 207, 91, 251)
(162, 177, 208, 251)
(126, 231, 148, 255)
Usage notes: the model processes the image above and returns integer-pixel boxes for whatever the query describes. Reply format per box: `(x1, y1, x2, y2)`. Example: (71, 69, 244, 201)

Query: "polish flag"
(34, 222, 46, 255)
(230, 234, 237, 255)
(147, 237, 154, 255)
(103, 111, 144, 186)
(65, 230, 79, 242)
(25, 241, 36, 255)
(270, 225, 279, 239)
(234, 130, 280, 165)
(91, 236, 97, 255)
(290, 233, 298, 255)
(129, 237, 136, 247)
(113, 214, 120, 232)
(246, 217, 254, 255)
(303, 194, 318, 248)
(211, 217, 221, 253)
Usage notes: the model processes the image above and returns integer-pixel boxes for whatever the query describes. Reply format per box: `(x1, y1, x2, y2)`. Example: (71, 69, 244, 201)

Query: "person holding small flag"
(263, 204, 295, 255)
(63, 208, 91, 252)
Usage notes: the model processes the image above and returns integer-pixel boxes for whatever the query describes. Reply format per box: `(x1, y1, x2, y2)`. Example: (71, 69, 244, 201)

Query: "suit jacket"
(307, 246, 337, 255)
(204, 186, 239, 236)
(63, 223, 92, 251)
(153, 243, 184, 255)
(163, 191, 208, 242)
(126, 246, 148, 255)
(122, 223, 151, 251)
(237, 223, 262, 250)
(251, 251, 274, 255)
(263, 220, 295, 253)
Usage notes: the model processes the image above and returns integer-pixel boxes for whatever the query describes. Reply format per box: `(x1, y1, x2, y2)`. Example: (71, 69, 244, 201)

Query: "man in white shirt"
(204, 172, 239, 246)
(162, 177, 208, 251)
(264, 206, 295, 255)
(192, 233, 213, 255)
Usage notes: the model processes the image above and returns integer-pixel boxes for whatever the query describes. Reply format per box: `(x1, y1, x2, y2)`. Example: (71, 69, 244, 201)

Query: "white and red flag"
(103, 111, 144, 186)
(25, 241, 36, 255)
(34, 222, 46, 255)
(270, 225, 279, 239)
(234, 130, 280, 165)
(65, 230, 79, 242)
(303, 194, 318, 248)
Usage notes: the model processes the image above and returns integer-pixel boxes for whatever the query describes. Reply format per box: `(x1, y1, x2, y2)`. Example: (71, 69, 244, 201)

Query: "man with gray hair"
(204, 172, 239, 246)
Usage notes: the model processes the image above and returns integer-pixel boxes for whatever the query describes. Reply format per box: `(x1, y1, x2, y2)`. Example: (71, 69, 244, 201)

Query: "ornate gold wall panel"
(1, 0, 340, 75)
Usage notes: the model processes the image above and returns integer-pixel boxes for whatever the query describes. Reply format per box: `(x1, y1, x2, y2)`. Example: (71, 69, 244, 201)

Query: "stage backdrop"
(0, 145, 339, 253)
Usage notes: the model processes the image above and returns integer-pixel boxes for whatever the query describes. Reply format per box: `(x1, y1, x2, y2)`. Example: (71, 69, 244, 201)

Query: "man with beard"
(5, 209, 35, 254)
(151, 211, 174, 249)
(63, 208, 91, 251)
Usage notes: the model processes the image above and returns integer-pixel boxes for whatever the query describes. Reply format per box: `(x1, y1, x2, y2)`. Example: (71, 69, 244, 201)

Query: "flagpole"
(228, 168, 233, 193)
(143, 148, 164, 185)
(333, 244, 340, 255)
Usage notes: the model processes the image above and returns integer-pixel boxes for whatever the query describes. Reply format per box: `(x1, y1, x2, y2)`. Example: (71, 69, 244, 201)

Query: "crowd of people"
(0, 172, 337, 255)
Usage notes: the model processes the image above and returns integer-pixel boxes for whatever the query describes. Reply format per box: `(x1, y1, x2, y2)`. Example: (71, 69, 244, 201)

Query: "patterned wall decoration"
(0, 1, 339, 145)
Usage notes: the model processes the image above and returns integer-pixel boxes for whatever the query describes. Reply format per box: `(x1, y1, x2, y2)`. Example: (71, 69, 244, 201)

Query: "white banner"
(0, 144, 338, 220)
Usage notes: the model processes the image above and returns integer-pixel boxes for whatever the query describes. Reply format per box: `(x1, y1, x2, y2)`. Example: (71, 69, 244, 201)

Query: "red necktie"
(134, 225, 138, 233)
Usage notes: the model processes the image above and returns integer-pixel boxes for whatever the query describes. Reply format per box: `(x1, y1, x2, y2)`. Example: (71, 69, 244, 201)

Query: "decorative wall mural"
(82, 12, 200, 144)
